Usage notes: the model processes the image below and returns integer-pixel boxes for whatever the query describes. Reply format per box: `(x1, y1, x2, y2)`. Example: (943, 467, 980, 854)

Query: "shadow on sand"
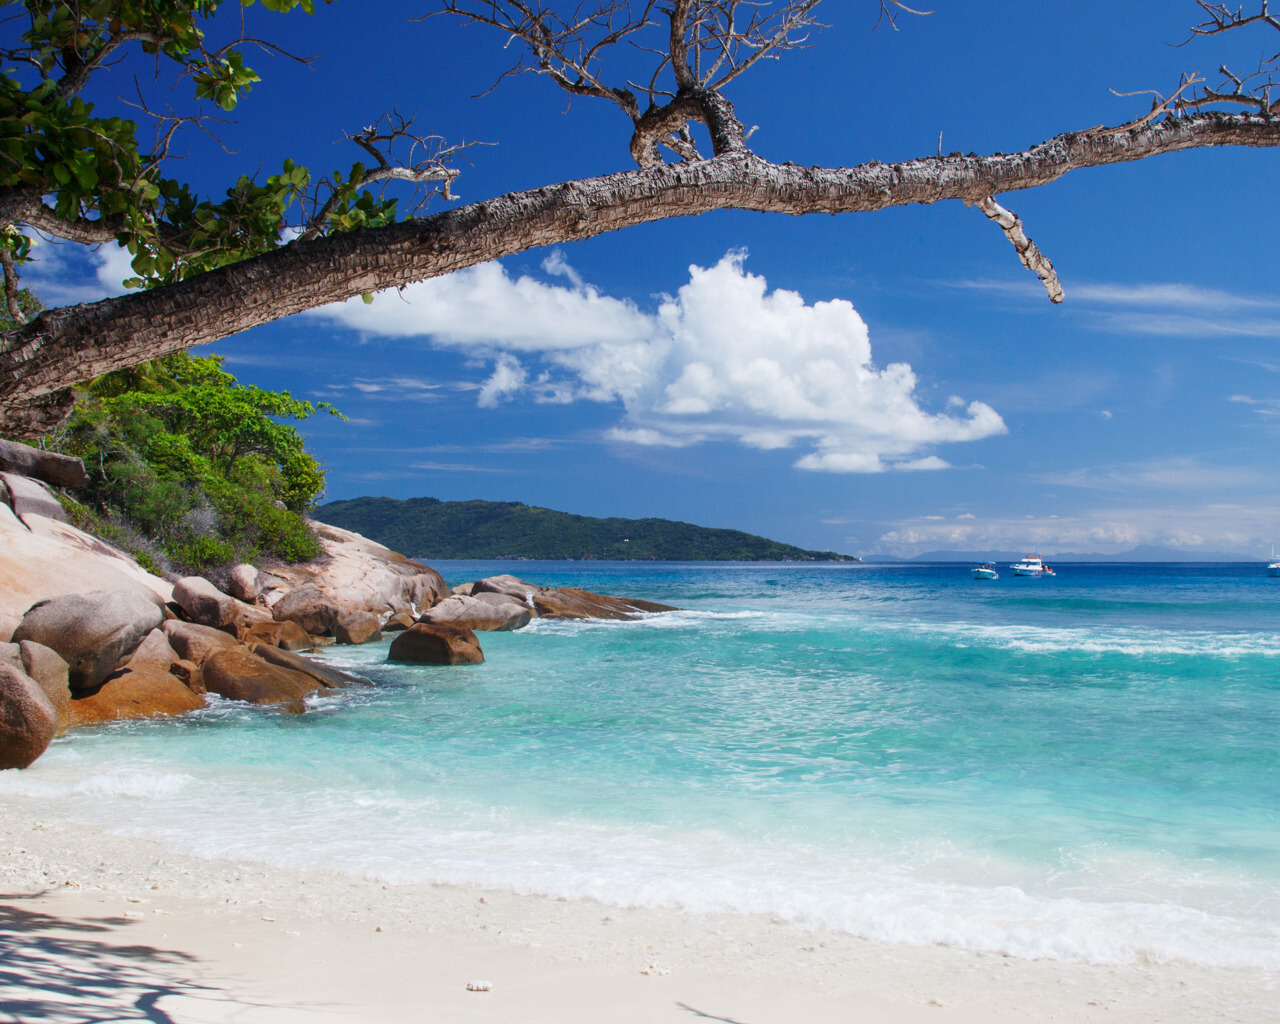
(0, 892, 276, 1023)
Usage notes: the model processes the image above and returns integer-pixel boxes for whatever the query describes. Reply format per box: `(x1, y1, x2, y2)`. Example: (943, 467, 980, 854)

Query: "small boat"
(971, 561, 999, 580)
(1010, 554, 1049, 577)
(1269, 548, 1280, 577)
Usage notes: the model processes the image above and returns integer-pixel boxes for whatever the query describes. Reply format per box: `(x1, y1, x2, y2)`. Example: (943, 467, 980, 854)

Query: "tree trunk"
(2, 112, 1277, 434)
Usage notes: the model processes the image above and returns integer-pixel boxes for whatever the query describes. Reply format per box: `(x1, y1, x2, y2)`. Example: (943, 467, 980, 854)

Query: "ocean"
(3, 560, 1279, 968)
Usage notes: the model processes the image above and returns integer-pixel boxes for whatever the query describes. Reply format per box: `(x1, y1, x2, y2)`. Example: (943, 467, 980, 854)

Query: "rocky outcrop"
(388, 624, 484, 665)
(0, 501, 171, 642)
(260, 521, 448, 630)
(162, 620, 241, 666)
(471, 574, 538, 602)
(13, 589, 164, 690)
(1, 642, 68, 737)
(0, 641, 72, 736)
(419, 594, 532, 632)
(335, 610, 381, 645)
(242, 619, 313, 651)
(227, 563, 260, 603)
(67, 630, 205, 726)
(0, 472, 67, 522)
(533, 587, 677, 621)
(201, 648, 327, 712)
(383, 611, 415, 632)
(0, 439, 88, 488)
(250, 644, 369, 690)
(0, 663, 58, 769)
(172, 576, 237, 629)
(270, 583, 345, 636)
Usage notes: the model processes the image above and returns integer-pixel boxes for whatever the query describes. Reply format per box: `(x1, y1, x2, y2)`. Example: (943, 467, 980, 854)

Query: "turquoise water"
(4, 561, 1280, 966)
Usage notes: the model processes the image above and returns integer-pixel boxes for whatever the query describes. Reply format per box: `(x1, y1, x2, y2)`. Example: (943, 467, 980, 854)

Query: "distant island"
(313, 497, 857, 562)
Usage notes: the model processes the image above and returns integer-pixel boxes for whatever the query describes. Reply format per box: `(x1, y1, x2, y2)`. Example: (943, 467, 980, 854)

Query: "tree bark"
(2, 111, 1278, 433)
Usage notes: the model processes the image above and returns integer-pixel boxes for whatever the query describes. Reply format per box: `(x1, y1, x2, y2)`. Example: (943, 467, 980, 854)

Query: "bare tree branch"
(4, 109, 1278, 433)
(973, 197, 1064, 304)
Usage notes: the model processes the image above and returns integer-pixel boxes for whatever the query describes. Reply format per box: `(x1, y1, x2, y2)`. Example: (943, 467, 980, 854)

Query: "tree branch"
(974, 197, 1064, 303)
(2, 110, 1278, 431)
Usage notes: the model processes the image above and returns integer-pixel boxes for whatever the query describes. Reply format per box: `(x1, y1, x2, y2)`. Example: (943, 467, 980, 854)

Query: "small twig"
(975, 196, 1064, 304)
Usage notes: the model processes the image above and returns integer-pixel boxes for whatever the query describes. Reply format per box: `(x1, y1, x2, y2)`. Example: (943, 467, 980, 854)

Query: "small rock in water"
(466, 981, 493, 992)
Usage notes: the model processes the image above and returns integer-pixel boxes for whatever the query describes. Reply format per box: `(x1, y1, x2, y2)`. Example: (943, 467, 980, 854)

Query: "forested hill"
(313, 497, 855, 562)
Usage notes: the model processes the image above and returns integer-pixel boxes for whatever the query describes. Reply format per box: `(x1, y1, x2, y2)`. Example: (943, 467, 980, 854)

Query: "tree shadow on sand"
(0, 892, 278, 1023)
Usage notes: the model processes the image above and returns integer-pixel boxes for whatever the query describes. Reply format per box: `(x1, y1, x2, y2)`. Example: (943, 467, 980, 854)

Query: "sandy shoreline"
(0, 796, 1275, 1023)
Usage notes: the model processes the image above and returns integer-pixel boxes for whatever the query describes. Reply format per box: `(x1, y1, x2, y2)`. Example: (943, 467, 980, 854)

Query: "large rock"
(0, 439, 89, 488)
(227, 563, 260, 603)
(419, 594, 531, 632)
(471, 575, 539, 603)
(260, 521, 448, 621)
(0, 663, 58, 769)
(533, 587, 678, 621)
(202, 648, 328, 712)
(162, 620, 240, 666)
(0, 503, 172, 642)
(388, 624, 484, 665)
(0, 473, 67, 522)
(271, 584, 345, 636)
(383, 611, 415, 632)
(172, 576, 237, 628)
(250, 644, 369, 689)
(242, 619, 313, 651)
(335, 610, 382, 645)
(68, 631, 205, 727)
(13, 589, 164, 690)
(0, 641, 71, 736)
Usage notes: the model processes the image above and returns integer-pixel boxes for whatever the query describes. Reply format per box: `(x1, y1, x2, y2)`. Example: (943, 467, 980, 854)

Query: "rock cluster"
(0, 439, 678, 772)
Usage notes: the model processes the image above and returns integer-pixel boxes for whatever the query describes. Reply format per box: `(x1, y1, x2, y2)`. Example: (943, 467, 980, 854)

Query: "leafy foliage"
(49, 350, 341, 573)
(0, 0, 414, 289)
(315, 496, 855, 562)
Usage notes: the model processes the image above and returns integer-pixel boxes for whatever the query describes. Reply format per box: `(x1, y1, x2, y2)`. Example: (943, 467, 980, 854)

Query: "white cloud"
(19, 241, 137, 306)
(313, 259, 651, 351)
(477, 355, 527, 408)
(875, 505, 1280, 557)
(315, 251, 1006, 473)
(949, 278, 1280, 339)
(1036, 457, 1260, 492)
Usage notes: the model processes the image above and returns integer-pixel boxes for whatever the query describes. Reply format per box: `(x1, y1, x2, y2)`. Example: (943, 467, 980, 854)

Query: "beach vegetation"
(45, 348, 339, 575)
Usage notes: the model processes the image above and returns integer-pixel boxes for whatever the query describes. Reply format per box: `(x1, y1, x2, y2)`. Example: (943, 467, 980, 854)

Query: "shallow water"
(4, 561, 1280, 967)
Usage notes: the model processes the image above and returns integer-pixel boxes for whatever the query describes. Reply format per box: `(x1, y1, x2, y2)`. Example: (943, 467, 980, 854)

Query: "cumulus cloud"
(312, 251, 1007, 472)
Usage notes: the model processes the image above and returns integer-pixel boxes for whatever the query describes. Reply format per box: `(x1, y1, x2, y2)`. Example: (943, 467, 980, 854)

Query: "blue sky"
(20, 0, 1280, 556)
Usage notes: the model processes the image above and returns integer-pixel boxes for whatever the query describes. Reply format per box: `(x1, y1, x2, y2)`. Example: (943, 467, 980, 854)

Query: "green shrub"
(35, 351, 341, 577)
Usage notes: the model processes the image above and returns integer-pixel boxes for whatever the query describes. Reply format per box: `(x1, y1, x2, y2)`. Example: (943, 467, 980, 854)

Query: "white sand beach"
(1, 797, 1274, 1024)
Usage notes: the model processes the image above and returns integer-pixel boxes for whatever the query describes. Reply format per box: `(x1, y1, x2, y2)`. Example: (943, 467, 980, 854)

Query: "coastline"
(1, 796, 1273, 1023)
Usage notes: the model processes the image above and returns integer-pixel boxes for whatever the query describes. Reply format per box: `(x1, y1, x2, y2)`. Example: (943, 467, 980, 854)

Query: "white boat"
(1010, 554, 1054, 577)
(1269, 548, 1280, 577)
(971, 561, 999, 580)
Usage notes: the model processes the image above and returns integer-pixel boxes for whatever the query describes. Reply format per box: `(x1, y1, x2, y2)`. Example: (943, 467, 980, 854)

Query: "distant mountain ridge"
(314, 496, 856, 562)
(864, 545, 1257, 563)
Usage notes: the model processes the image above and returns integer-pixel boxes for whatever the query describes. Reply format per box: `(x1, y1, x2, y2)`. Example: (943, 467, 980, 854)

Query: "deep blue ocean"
(4, 560, 1279, 967)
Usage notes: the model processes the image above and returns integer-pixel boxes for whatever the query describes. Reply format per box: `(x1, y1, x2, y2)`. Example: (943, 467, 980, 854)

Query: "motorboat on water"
(1269, 548, 1280, 577)
(971, 561, 999, 580)
(1010, 554, 1056, 577)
